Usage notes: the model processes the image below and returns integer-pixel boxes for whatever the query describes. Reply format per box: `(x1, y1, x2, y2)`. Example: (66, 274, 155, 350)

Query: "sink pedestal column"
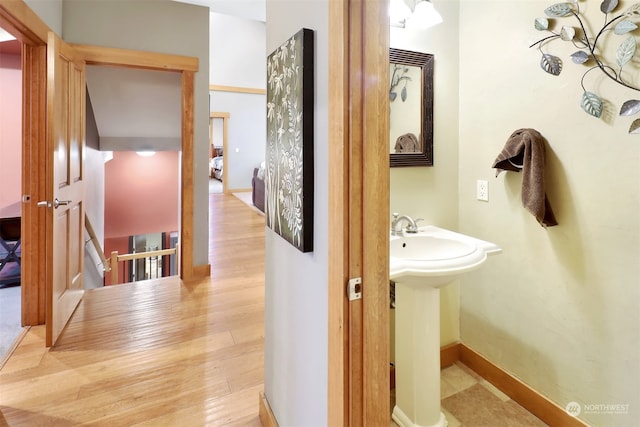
(392, 282, 448, 427)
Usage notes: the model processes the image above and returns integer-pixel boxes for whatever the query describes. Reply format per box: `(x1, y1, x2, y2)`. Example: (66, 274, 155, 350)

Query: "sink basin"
(390, 235, 476, 261)
(390, 226, 502, 427)
(389, 225, 501, 288)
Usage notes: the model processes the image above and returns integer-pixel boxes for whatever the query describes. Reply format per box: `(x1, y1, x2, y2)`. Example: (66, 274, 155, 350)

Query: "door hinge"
(347, 277, 362, 301)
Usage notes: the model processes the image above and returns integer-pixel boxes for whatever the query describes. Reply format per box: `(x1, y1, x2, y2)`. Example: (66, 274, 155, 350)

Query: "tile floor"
(390, 362, 548, 427)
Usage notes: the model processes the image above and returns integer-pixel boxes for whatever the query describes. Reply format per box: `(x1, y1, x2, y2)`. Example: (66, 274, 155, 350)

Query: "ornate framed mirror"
(389, 48, 434, 167)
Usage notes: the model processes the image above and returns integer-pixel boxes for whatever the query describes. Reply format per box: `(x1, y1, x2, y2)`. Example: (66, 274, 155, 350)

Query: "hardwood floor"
(0, 194, 266, 426)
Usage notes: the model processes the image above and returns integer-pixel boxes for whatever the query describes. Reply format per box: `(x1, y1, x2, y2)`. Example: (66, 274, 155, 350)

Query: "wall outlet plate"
(477, 180, 489, 201)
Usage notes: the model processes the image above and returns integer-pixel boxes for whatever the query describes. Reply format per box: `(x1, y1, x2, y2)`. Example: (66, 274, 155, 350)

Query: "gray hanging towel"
(492, 129, 558, 227)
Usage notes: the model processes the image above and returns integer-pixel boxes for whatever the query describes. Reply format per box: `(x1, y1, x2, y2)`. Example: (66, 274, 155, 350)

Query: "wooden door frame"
(328, 0, 390, 425)
(0, 0, 201, 327)
(1, 0, 50, 326)
(72, 44, 199, 283)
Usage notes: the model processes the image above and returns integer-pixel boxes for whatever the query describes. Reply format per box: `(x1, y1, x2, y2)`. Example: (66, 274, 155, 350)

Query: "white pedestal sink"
(390, 226, 501, 427)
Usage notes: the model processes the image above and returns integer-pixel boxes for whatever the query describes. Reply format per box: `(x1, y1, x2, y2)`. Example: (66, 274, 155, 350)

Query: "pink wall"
(0, 52, 22, 209)
(104, 151, 179, 239)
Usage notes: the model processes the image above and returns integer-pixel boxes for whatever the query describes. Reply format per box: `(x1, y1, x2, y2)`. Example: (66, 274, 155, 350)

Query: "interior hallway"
(0, 194, 265, 425)
(0, 193, 548, 426)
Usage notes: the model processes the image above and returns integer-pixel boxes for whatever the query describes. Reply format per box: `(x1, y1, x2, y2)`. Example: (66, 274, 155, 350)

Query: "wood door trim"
(0, 0, 49, 44)
(21, 44, 47, 326)
(328, 0, 390, 425)
(361, 1, 390, 423)
(258, 392, 279, 427)
(0, 1, 49, 326)
(459, 344, 589, 427)
(72, 44, 198, 72)
(209, 84, 266, 95)
(61, 44, 200, 281)
(180, 70, 195, 280)
(328, 0, 350, 424)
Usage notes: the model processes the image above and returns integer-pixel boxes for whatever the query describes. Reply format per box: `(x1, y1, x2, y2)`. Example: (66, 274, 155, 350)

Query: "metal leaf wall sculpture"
(530, 1, 640, 134)
(390, 63, 412, 103)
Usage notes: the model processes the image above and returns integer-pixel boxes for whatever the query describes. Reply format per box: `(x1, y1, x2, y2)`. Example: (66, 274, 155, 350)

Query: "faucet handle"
(392, 212, 399, 220)
(405, 218, 423, 233)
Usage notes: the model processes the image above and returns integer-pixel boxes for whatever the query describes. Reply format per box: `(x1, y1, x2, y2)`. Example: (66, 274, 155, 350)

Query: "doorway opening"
(83, 63, 183, 287)
(208, 112, 228, 195)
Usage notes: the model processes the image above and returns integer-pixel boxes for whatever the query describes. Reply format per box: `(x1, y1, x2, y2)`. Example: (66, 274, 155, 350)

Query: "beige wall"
(458, 1, 639, 425)
(391, 0, 639, 424)
(390, 0, 461, 347)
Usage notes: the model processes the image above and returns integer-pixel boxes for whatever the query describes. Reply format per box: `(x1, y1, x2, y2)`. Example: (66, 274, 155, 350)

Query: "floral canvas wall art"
(266, 28, 314, 252)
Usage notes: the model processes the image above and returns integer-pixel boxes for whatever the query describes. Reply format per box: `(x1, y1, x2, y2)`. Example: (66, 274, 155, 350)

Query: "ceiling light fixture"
(136, 150, 156, 157)
(389, 0, 412, 26)
(390, 0, 443, 29)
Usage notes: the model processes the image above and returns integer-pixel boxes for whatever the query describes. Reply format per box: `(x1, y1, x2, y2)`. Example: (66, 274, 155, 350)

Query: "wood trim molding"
(71, 44, 198, 72)
(70, 45, 199, 286)
(180, 71, 195, 281)
(210, 112, 230, 119)
(259, 392, 279, 427)
(209, 84, 266, 95)
(190, 264, 211, 280)
(440, 342, 461, 368)
(0, 0, 50, 44)
(327, 0, 350, 425)
(391, 342, 588, 426)
(226, 187, 252, 194)
(360, 0, 391, 424)
(0, 0, 53, 327)
(459, 343, 589, 427)
(21, 44, 47, 326)
(327, 0, 390, 425)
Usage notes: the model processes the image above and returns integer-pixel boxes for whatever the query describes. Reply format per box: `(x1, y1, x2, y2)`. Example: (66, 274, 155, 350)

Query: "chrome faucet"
(391, 213, 422, 236)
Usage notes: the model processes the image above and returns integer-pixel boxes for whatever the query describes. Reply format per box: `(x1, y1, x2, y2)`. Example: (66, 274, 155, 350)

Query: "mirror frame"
(389, 48, 434, 167)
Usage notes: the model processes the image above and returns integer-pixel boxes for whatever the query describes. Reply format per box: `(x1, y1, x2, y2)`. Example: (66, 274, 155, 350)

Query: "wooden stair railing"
(109, 244, 180, 285)
(85, 215, 111, 273)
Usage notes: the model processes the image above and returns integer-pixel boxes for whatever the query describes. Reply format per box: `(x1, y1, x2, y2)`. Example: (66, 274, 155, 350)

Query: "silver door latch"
(348, 277, 362, 301)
